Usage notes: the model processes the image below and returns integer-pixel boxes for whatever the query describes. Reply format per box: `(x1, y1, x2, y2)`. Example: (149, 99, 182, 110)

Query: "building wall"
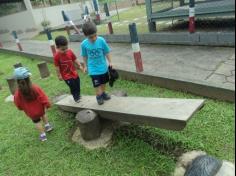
(0, 1, 93, 42)
(0, 10, 37, 42)
(32, 2, 85, 31)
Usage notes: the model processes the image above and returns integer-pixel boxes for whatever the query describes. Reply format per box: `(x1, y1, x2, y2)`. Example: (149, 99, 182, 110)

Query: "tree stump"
(76, 110, 101, 141)
(13, 63, 23, 68)
(37, 62, 50, 79)
(6, 77, 16, 95)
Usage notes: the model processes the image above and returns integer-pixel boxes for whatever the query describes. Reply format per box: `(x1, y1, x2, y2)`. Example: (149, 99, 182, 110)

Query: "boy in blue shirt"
(81, 21, 113, 105)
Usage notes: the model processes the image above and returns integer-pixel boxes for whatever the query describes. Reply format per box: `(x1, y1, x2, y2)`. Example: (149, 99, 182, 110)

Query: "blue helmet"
(14, 67, 32, 80)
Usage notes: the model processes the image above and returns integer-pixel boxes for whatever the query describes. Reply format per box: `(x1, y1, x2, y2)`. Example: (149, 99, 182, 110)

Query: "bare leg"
(41, 115, 49, 125)
(35, 122, 45, 134)
(95, 86, 103, 96)
(101, 84, 106, 93)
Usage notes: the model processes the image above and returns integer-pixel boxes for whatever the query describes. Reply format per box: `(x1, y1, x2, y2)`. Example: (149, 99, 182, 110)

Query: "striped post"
(92, 0, 101, 23)
(62, 10, 80, 35)
(12, 31, 23, 51)
(45, 29, 56, 56)
(129, 23, 143, 73)
(104, 3, 113, 34)
(189, 0, 195, 33)
(85, 5, 89, 16)
(83, 5, 90, 22)
(0, 41, 3, 48)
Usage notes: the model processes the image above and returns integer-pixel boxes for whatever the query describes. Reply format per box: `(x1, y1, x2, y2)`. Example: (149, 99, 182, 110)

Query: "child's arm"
(102, 38, 112, 68)
(106, 53, 112, 68)
(83, 57, 88, 73)
(14, 93, 23, 111)
(74, 59, 84, 72)
(54, 54, 63, 81)
(34, 85, 51, 109)
(55, 66, 63, 81)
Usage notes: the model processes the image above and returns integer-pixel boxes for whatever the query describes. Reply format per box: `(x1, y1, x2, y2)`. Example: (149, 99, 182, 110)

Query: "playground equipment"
(145, 0, 235, 32)
(62, 10, 81, 35)
(56, 95, 205, 133)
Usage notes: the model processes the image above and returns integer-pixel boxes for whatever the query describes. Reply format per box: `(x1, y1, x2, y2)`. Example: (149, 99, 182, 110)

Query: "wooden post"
(37, 62, 50, 79)
(76, 110, 101, 141)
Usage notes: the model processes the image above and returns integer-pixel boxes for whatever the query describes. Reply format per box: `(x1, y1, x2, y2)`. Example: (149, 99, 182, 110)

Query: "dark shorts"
(32, 118, 41, 123)
(91, 72, 109, 88)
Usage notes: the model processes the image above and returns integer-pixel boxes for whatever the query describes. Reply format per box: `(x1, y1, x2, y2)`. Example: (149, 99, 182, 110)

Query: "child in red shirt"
(14, 67, 53, 142)
(54, 36, 83, 102)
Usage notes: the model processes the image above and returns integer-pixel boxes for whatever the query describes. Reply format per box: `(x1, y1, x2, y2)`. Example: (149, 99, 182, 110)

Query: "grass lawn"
(0, 52, 234, 175)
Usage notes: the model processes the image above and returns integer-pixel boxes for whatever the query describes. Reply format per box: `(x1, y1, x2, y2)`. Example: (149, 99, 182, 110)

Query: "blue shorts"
(91, 72, 109, 88)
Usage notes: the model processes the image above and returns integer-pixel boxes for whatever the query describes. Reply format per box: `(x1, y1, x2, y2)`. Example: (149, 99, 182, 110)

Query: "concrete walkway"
(1, 40, 235, 100)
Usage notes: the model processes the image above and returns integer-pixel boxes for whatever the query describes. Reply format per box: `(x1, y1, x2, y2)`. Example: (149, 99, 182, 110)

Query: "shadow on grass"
(115, 125, 188, 160)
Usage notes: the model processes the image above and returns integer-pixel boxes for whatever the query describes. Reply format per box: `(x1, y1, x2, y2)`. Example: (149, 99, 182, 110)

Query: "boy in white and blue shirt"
(81, 21, 113, 105)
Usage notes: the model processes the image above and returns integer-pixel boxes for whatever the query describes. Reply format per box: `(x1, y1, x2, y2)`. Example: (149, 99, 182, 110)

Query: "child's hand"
(109, 63, 113, 69)
(83, 66, 87, 73)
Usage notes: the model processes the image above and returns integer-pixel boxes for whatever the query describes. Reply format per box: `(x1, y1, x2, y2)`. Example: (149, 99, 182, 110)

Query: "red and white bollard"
(189, 0, 195, 33)
(104, 3, 114, 34)
(129, 23, 143, 73)
(0, 42, 3, 48)
(45, 29, 56, 56)
(12, 31, 23, 51)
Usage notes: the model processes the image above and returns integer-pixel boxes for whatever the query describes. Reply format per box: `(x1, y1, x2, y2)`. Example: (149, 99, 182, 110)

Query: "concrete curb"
(0, 48, 234, 102)
(117, 70, 235, 102)
(0, 48, 53, 63)
(70, 32, 235, 47)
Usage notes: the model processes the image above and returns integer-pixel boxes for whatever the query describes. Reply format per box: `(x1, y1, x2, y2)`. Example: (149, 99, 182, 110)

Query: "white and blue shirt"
(81, 37, 110, 76)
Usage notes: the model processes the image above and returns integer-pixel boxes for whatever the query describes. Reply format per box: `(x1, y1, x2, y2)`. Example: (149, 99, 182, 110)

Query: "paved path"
(3, 40, 235, 91)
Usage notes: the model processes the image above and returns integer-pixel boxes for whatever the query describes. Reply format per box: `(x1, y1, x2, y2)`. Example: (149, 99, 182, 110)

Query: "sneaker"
(45, 124, 53, 132)
(102, 92, 111, 101)
(75, 96, 82, 103)
(96, 95, 104, 105)
(40, 134, 47, 142)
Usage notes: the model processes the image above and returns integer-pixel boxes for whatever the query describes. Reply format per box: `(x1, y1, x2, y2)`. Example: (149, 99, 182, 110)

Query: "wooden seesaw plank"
(55, 95, 205, 131)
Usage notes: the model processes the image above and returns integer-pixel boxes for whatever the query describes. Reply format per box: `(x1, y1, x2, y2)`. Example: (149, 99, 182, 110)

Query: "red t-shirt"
(14, 84, 51, 120)
(54, 49, 79, 80)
